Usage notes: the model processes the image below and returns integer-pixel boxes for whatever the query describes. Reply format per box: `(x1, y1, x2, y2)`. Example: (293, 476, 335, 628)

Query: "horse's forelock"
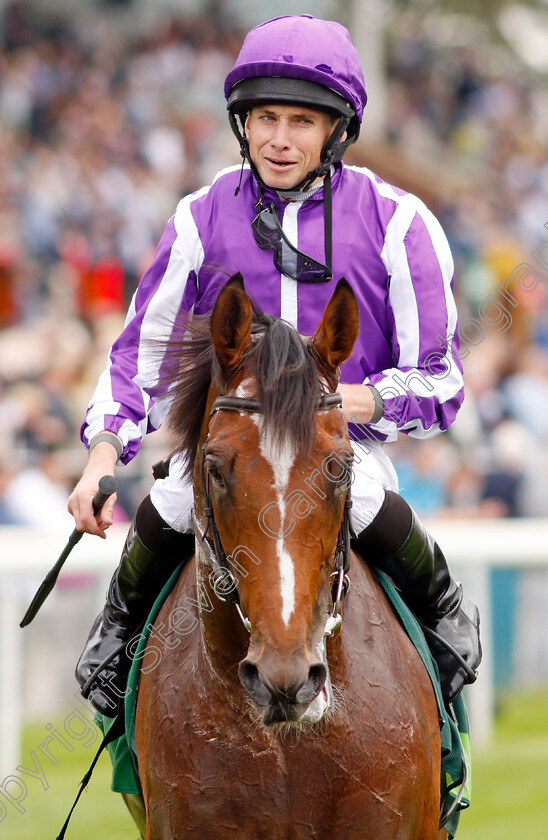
(252, 317, 320, 455)
(162, 307, 322, 475)
(160, 312, 215, 478)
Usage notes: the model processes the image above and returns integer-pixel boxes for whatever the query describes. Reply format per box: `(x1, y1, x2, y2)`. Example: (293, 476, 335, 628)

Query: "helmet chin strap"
(297, 114, 351, 193)
(229, 109, 342, 275)
(229, 111, 349, 195)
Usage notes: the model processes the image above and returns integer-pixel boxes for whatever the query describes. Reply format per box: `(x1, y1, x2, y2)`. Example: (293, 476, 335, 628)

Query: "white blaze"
(278, 540, 296, 627)
(259, 429, 296, 627)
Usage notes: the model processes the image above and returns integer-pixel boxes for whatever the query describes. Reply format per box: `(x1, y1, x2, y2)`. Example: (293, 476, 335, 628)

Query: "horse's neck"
(194, 551, 250, 684)
(325, 551, 392, 671)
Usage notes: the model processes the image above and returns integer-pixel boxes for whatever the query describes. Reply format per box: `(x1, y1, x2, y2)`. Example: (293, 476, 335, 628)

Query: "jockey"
(69, 15, 481, 716)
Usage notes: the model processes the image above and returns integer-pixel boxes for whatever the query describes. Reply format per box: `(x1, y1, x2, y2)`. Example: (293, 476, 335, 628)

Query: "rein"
(191, 391, 352, 636)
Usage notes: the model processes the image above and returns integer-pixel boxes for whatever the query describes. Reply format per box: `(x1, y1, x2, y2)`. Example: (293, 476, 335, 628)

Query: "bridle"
(190, 391, 353, 636)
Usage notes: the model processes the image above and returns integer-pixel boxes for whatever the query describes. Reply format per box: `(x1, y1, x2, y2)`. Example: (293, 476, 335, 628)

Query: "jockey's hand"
(68, 441, 118, 537)
(337, 383, 376, 424)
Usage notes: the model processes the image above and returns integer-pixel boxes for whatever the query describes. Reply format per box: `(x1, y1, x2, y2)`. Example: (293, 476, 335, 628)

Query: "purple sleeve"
(81, 210, 200, 463)
(366, 205, 464, 439)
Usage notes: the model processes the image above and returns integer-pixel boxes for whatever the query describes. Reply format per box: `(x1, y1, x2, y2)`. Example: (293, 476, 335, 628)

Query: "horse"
(129, 274, 446, 839)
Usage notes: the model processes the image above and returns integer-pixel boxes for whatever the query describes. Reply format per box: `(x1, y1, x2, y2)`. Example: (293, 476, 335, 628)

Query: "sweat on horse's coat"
(100, 565, 470, 838)
(109, 276, 466, 839)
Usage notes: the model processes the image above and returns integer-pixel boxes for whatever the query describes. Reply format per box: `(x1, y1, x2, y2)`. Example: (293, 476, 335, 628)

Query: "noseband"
(191, 392, 353, 636)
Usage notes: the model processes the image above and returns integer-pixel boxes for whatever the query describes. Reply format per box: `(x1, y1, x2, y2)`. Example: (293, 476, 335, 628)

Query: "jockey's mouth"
(266, 157, 297, 168)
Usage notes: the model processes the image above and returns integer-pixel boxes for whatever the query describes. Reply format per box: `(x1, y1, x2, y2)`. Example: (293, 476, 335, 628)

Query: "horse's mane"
(157, 304, 331, 478)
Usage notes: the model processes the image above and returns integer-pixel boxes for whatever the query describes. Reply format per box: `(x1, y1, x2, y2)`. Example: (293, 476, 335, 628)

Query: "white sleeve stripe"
(412, 201, 462, 405)
(373, 176, 462, 407)
(345, 167, 424, 370)
(83, 364, 117, 441)
(118, 418, 148, 442)
(344, 166, 463, 437)
(371, 349, 464, 412)
(414, 199, 458, 339)
(382, 196, 421, 368)
(398, 420, 442, 438)
(137, 196, 205, 391)
(380, 193, 416, 269)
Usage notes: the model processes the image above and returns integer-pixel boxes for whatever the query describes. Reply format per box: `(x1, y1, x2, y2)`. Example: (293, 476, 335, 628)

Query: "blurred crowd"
(384, 23, 548, 518)
(2, 0, 548, 525)
(0, 1, 242, 525)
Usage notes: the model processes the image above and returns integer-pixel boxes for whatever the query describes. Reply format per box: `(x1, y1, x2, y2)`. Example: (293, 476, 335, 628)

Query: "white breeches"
(149, 440, 399, 536)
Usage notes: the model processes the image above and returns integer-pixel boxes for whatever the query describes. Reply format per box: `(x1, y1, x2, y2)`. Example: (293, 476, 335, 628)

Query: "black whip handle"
(20, 475, 117, 628)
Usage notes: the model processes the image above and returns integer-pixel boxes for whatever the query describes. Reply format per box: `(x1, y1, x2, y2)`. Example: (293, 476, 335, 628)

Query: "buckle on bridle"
(324, 567, 351, 636)
(324, 482, 353, 636)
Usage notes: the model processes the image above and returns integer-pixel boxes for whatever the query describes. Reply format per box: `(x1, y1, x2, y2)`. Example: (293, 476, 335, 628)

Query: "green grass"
(3, 689, 548, 839)
(2, 714, 136, 840)
(457, 688, 548, 840)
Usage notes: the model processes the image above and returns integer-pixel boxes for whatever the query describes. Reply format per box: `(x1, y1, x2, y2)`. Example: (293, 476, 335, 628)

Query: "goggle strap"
(234, 152, 246, 197)
(255, 182, 264, 212)
(324, 168, 332, 271)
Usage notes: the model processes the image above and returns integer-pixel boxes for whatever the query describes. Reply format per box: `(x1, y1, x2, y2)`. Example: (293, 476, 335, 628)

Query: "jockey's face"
(245, 104, 336, 190)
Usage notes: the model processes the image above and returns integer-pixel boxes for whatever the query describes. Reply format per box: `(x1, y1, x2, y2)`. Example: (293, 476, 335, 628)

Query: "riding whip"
(20, 475, 117, 628)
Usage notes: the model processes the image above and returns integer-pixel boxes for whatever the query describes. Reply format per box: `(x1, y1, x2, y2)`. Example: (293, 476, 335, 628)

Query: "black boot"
(76, 495, 195, 716)
(353, 491, 481, 704)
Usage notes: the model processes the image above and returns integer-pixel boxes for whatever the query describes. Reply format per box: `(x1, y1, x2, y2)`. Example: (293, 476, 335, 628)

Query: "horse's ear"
(211, 273, 253, 372)
(312, 279, 359, 369)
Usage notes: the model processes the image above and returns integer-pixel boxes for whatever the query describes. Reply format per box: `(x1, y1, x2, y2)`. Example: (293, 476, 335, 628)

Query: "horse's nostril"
(295, 663, 326, 704)
(309, 663, 327, 690)
(238, 660, 271, 706)
(239, 659, 259, 687)
(240, 658, 326, 710)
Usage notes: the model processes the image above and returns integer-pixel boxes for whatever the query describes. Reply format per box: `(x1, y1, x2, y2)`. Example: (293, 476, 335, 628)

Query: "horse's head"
(184, 274, 359, 726)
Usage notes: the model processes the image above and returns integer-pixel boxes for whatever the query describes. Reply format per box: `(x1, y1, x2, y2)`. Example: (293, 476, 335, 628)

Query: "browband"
(210, 392, 342, 417)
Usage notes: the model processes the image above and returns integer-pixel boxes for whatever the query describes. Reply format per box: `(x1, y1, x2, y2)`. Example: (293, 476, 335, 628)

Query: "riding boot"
(75, 495, 195, 717)
(353, 490, 481, 704)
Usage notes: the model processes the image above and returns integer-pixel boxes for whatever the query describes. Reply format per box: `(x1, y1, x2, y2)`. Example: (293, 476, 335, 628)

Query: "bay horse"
(129, 275, 446, 839)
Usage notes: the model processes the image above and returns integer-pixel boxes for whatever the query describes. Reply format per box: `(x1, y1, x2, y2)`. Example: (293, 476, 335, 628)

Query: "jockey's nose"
(270, 119, 291, 150)
(239, 655, 326, 722)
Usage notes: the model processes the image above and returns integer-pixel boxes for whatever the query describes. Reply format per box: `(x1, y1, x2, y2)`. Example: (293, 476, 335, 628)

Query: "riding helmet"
(225, 15, 367, 178)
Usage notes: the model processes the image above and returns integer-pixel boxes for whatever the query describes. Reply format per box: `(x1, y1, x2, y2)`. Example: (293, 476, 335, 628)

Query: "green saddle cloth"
(98, 566, 471, 839)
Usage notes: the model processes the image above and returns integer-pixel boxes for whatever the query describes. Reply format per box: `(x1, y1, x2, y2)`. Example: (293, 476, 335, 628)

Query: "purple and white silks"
(81, 162, 464, 465)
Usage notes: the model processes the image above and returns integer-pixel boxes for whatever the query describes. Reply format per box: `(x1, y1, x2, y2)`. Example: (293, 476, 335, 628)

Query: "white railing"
(2, 518, 548, 775)
(1, 524, 127, 778)
(425, 517, 548, 750)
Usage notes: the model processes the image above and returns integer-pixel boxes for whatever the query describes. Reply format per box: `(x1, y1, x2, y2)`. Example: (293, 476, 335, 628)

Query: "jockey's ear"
(312, 278, 359, 369)
(211, 273, 253, 373)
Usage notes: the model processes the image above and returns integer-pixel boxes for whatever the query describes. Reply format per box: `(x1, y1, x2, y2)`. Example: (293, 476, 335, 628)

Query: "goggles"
(252, 201, 333, 284)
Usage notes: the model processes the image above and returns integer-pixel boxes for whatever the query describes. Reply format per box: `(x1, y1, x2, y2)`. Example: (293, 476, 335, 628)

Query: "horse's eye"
(341, 460, 354, 484)
(334, 470, 351, 493)
(207, 463, 226, 489)
(324, 455, 353, 492)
